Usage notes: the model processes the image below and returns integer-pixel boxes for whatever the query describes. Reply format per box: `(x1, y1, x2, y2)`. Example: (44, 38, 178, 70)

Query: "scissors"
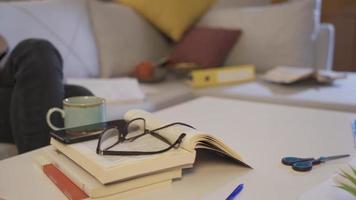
(281, 154, 350, 172)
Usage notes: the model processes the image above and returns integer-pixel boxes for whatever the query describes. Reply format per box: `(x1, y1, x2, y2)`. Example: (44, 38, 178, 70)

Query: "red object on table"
(43, 164, 88, 200)
(133, 60, 155, 79)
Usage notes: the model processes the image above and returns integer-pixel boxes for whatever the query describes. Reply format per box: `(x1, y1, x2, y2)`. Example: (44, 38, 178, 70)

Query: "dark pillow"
(168, 27, 241, 68)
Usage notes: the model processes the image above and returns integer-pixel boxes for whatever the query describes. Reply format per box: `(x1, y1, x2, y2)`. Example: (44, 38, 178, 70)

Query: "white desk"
(194, 73, 356, 112)
(0, 97, 355, 200)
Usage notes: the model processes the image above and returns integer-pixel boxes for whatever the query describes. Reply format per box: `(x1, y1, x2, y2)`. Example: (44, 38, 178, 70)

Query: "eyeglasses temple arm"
(99, 134, 186, 156)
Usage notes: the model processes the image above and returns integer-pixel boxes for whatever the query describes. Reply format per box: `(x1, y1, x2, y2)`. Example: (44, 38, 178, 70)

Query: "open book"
(51, 109, 250, 184)
(262, 66, 347, 84)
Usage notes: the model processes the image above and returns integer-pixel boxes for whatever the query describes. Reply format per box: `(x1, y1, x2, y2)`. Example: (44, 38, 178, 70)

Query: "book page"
(68, 134, 188, 169)
(124, 109, 202, 151)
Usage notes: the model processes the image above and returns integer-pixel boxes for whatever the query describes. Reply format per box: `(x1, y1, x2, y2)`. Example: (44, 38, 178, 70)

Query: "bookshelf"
(322, 0, 356, 72)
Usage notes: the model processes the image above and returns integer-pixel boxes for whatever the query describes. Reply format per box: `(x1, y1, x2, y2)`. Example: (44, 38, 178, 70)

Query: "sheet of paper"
(66, 78, 146, 104)
(298, 158, 356, 200)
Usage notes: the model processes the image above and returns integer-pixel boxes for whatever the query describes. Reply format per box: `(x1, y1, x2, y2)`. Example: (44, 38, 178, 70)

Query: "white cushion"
(0, 0, 99, 78)
(199, 0, 320, 72)
(89, 0, 170, 78)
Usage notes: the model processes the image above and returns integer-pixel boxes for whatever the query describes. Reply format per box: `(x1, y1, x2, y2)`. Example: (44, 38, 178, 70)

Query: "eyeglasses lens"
(100, 128, 119, 150)
(126, 119, 146, 140)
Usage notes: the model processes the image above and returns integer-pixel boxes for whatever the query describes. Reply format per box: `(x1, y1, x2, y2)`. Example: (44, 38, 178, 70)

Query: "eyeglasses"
(96, 118, 195, 156)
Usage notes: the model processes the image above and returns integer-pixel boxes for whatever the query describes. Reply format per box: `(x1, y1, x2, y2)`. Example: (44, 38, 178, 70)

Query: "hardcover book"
(42, 163, 89, 200)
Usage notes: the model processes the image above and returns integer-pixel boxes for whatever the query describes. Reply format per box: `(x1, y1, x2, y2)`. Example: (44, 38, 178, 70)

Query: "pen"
(226, 183, 244, 200)
(352, 120, 356, 148)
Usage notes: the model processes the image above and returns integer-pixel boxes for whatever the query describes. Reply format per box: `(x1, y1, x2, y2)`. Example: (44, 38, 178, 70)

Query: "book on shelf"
(36, 147, 181, 199)
(50, 109, 250, 184)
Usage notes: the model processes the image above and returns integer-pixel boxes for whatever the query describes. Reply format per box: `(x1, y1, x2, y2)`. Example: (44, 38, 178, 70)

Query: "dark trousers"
(0, 39, 92, 153)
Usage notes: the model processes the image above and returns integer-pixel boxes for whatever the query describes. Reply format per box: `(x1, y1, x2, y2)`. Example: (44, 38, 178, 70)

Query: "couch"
(0, 0, 334, 159)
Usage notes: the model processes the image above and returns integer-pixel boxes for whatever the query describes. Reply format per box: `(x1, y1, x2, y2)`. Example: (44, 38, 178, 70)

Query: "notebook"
(51, 109, 250, 184)
(39, 147, 181, 198)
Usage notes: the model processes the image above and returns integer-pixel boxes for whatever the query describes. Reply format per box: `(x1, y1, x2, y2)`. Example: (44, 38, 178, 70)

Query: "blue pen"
(226, 184, 244, 200)
(352, 120, 356, 148)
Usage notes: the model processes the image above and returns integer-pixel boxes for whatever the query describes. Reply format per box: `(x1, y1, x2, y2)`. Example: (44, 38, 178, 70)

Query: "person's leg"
(1, 39, 94, 153)
(0, 86, 93, 146)
(0, 88, 14, 143)
(64, 85, 93, 98)
(2, 39, 65, 153)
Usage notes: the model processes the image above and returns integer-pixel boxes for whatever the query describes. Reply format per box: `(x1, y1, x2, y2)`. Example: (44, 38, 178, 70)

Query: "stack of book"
(35, 109, 250, 200)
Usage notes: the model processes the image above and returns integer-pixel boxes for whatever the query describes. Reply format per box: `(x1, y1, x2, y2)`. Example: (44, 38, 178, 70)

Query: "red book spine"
(43, 164, 89, 200)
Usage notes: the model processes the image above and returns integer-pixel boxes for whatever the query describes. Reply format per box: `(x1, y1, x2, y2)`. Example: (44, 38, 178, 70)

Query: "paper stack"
(66, 78, 146, 104)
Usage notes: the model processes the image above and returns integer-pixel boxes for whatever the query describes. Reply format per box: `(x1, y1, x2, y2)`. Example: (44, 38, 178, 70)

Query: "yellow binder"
(187, 65, 256, 88)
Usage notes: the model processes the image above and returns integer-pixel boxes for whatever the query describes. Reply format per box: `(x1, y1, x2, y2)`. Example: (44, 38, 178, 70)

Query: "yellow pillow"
(119, 0, 216, 41)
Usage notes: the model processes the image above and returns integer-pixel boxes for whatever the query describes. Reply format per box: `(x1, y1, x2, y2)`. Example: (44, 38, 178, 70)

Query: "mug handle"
(46, 108, 65, 131)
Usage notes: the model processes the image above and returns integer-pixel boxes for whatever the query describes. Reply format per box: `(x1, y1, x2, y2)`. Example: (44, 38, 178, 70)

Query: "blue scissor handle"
(281, 157, 315, 166)
(284, 154, 349, 172)
(292, 161, 314, 172)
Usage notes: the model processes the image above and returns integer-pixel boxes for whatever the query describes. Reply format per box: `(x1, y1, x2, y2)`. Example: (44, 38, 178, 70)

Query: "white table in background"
(0, 97, 355, 200)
